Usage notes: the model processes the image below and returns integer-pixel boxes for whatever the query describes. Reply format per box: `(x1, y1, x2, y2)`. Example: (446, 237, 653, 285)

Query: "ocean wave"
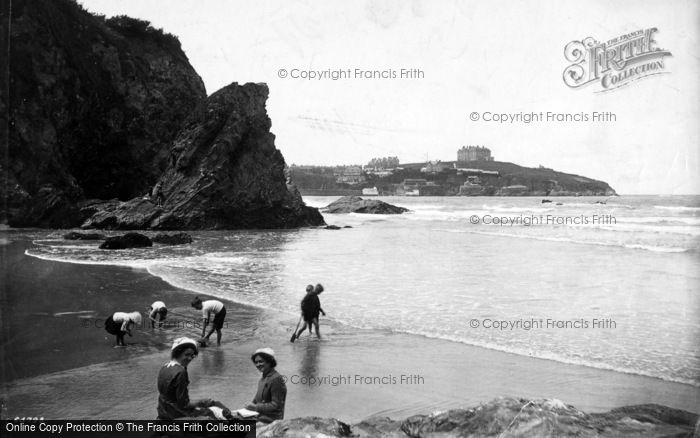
(598, 223, 700, 237)
(557, 202, 636, 209)
(25, 249, 155, 269)
(620, 216, 700, 225)
(391, 329, 700, 387)
(430, 229, 691, 253)
(654, 205, 700, 212)
(622, 244, 688, 253)
(487, 207, 555, 213)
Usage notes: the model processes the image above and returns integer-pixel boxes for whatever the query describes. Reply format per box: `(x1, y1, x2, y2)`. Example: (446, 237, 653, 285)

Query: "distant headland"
(290, 146, 616, 197)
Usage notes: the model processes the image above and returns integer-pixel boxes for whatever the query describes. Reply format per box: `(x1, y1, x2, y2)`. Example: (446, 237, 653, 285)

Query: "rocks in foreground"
(152, 233, 193, 245)
(99, 233, 152, 250)
(256, 397, 698, 438)
(324, 196, 408, 214)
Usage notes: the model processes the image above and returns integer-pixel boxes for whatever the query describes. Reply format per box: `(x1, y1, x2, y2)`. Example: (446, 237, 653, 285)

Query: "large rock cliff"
(2, 0, 206, 227)
(82, 83, 324, 230)
(1, 0, 322, 229)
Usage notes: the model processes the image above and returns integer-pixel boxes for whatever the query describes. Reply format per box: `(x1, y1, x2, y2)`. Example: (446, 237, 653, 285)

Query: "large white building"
(457, 146, 493, 162)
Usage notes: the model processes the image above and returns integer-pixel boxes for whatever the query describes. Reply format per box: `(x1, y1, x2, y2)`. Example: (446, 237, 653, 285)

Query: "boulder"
(99, 233, 152, 249)
(63, 232, 105, 240)
(324, 196, 408, 214)
(82, 83, 325, 230)
(152, 233, 193, 245)
(324, 225, 341, 230)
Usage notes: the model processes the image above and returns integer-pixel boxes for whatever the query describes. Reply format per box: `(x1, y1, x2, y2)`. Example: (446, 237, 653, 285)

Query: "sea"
(22, 195, 700, 387)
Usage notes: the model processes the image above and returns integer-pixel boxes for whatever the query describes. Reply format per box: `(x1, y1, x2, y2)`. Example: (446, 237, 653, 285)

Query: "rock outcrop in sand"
(256, 398, 698, 437)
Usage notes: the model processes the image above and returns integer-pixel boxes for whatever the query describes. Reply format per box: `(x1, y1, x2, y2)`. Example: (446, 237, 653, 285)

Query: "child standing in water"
(191, 297, 226, 346)
(294, 284, 326, 339)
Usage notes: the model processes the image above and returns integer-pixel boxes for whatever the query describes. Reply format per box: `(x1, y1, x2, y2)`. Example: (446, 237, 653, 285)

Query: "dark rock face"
(63, 232, 105, 240)
(152, 233, 193, 245)
(82, 83, 325, 230)
(2, 0, 206, 227)
(324, 196, 409, 214)
(99, 232, 152, 249)
(256, 398, 699, 437)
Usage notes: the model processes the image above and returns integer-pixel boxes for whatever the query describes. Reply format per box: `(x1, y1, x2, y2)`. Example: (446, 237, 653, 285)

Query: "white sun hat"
(172, 337, 199, 353)
(251, 347, 276, 360)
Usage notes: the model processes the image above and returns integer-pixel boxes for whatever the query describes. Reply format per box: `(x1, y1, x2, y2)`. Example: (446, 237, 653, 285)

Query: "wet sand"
(1, 236, 698, 421)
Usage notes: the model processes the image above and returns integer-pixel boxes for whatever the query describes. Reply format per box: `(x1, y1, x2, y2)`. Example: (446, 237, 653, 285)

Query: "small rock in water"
(324, 196, 409, 214)
(99, 233, 153, 250)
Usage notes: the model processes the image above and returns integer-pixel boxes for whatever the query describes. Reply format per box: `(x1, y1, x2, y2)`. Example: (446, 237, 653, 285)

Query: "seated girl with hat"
(245, 347, 287, 423)
(157, 337, 230, 420)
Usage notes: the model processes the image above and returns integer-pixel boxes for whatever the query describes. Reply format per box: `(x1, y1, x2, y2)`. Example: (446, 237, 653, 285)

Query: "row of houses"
(334, 146, 495, 184)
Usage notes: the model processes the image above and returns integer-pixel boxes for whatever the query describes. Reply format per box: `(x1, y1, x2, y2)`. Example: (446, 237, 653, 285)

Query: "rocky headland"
(257, 397, 698, 438)
(1, 0, 323, 230)
(324, 196, 409, 214)
(291, 161, 617, 197)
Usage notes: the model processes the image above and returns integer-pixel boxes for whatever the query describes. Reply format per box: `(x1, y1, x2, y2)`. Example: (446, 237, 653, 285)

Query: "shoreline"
(1, 236, 699, 422)
(14, 234, 700, 389)
(18, 230, 700, 389)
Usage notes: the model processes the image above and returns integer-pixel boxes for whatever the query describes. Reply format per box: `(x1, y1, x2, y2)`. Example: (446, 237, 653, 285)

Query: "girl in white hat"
(156, 337, 217, 420)
(246, 347, 287, 423)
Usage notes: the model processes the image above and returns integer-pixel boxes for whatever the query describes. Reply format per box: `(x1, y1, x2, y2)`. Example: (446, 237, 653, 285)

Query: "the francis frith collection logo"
(563, 28, 672, 92)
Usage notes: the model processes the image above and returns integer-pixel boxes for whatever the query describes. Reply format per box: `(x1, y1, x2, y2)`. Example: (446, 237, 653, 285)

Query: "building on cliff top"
(458, 146, 494, 162)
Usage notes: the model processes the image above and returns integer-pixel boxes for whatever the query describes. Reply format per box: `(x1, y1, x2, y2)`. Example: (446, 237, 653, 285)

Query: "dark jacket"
(157, 361, 198, 420)
(301, 294, 324, 321)
(250, 369, 286, 422)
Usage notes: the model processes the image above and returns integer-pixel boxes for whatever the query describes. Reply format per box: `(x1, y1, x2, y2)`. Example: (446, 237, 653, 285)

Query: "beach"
(1, 233, 698, 422)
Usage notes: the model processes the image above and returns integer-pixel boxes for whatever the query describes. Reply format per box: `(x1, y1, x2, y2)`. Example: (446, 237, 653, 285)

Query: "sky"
(78, 0, 699, 194)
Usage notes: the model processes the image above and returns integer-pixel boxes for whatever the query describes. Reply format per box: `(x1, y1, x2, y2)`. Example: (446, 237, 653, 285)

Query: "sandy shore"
(1, 235, 698, 422)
